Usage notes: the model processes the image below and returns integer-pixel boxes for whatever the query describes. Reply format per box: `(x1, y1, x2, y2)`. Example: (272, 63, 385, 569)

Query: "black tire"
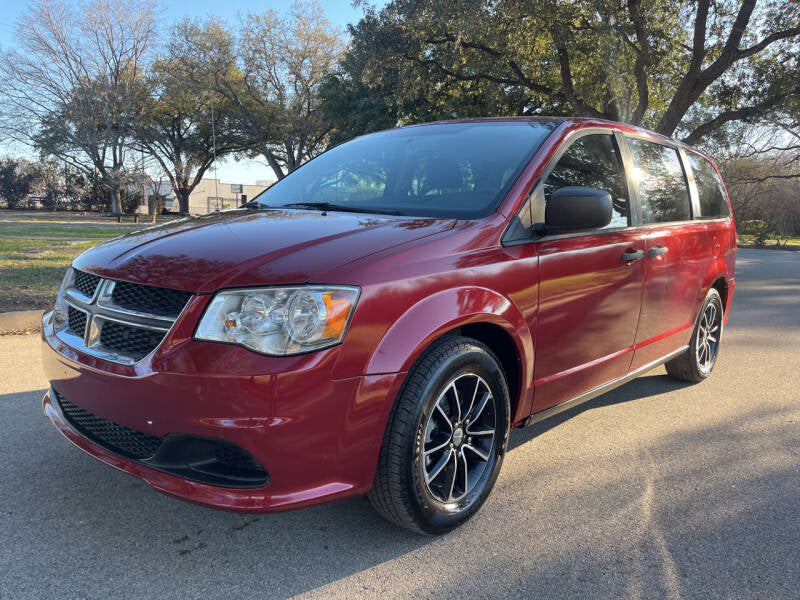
(665, 288, 724, 383)
(368, 335, 511, 534)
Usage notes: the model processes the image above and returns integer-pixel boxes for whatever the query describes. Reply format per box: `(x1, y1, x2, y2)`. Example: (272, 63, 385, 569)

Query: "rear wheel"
(666, 288, 723, 382)
(368, 335, 511, 534)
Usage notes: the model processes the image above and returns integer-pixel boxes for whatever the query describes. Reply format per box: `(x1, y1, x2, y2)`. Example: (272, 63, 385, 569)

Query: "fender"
(687, 256, 732, 338)
(366, 286, 534, 421)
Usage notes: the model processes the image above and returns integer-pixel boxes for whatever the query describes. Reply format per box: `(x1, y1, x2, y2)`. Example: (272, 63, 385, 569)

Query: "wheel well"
(711, 277, 728, 310)
(449, 323, 521, 418)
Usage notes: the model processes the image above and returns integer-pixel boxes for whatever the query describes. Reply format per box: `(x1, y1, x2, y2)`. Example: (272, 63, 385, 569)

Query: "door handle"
(621, 249, 644, 261)
(648, 244, 668, 257)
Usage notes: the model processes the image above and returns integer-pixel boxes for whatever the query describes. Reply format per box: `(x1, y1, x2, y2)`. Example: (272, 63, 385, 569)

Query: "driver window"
(308, 161, 387, 204)
(543, 134, 630, 228)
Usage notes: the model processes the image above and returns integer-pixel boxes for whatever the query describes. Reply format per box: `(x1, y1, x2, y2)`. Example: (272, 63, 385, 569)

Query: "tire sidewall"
(405, 345, 510, 534)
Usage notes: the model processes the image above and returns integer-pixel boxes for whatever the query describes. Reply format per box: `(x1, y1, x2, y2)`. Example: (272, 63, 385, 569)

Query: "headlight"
(52, 267, 74, 330)
(195, 286, 360, 355)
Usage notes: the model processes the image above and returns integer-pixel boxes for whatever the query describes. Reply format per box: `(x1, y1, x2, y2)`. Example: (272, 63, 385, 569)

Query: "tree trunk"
(177, 188, 190, 214)
(110, 185, 121, 215)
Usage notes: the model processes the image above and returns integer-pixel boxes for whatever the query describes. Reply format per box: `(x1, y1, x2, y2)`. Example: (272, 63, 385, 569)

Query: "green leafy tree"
(0, 159, 33, 209)
(170, 1, 345, 179)
(324, 0, 800, 144)
(136, 56, 248, 213)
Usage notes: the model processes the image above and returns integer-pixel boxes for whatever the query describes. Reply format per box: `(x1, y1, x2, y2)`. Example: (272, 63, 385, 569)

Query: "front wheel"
(368, 335, 511, 534)
(666, 287, 724, 382)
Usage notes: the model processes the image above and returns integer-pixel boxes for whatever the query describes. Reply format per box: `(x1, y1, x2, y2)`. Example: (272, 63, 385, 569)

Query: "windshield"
(253, 121, 557, 219)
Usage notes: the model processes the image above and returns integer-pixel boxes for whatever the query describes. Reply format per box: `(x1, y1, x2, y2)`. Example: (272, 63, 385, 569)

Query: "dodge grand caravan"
(41, 117, 736, 533)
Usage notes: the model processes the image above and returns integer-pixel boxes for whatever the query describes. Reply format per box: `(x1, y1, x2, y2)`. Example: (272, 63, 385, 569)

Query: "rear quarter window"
(687, 153, 730, 218)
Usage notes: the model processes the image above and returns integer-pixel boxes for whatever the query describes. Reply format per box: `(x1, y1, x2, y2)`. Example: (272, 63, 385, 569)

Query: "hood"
(73, 209, 455, 292)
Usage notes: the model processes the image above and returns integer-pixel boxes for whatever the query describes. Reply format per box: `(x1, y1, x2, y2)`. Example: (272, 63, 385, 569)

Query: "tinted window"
(687, 153, 729, 218)
(543, 134, 629, 228)
(628, 138, 691, 223)
(253, 122, 556, 219)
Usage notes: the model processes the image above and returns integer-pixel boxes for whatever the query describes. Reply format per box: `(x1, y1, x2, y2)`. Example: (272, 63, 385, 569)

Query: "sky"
(0, 0, 383, 186)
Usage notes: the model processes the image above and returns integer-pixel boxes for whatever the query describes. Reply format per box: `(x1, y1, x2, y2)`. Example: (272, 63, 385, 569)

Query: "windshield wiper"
(241, 200, 265, 209)
(281, 202, 406, 216)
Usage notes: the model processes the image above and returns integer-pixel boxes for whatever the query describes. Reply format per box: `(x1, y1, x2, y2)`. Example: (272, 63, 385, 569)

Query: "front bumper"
(41, 313, 405, 512)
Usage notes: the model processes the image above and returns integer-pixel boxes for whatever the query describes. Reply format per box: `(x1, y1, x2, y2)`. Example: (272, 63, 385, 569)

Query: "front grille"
(111, 281, 192, 318)
(59, 272, 191, 364)
(58, 394, 162, 460)
(67, 306, 87, 337)
(73, 269, 101, 298)
(99, 321, 166, 361)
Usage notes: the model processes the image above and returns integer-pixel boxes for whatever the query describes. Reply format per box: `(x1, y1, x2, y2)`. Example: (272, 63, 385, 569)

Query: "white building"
(138, 178, 272, 215)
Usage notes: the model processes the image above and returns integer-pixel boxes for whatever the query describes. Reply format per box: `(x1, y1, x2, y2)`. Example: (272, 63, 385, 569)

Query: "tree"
(63, 167, 89, 210)
(708, 116, 800, 235)
(0, 0, 158, 214)
(318, 22, 401, 146)
(325, 0, 800, 144)
(136, 55, 246, 213)
(0, 159, 33, 209)
(31, 159, 63, 211)
(170, 1, 344, 180)
(146, 175, 169, 220)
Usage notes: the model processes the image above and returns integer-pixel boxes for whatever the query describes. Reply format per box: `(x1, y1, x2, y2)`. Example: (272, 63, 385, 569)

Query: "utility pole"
(141, 147, 152, 224)
(211, 99, 219, 211)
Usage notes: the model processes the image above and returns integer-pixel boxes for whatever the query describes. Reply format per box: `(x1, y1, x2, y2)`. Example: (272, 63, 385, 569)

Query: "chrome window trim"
(55, 275, 189, 365)
(677, 147, 702, 219)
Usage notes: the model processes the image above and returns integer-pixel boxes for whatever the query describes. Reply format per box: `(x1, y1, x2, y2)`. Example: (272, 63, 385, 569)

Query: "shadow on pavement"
(509, 374, 691, 451)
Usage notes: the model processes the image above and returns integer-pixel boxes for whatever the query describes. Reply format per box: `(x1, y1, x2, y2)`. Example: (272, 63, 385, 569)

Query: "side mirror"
(536, 186, 613, 233)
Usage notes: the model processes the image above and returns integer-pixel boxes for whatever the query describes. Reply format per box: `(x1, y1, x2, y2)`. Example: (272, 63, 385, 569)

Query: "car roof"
(398, 116, 694, 152)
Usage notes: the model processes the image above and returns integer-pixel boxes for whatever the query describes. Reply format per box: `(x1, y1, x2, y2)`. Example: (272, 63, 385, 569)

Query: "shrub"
(740, 220, 776, 246)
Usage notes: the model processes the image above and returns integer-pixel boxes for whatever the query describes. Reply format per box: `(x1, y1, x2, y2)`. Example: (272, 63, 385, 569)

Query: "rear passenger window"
(627, 138, 691, 223)
(544, 134, 629, 228)
(687, 153, 730, 218)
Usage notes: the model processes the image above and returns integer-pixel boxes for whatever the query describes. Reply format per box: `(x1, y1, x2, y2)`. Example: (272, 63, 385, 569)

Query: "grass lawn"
(0, 211, 173, 313)
(737, 234, 800, 249)
(0, 222, 146, 240)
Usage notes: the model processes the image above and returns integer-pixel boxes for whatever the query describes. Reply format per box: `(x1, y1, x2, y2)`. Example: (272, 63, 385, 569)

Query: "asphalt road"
(1, 248, 798, 599)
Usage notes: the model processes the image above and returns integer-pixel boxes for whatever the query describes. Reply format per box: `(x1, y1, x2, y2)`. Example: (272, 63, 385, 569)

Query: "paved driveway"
(1, 248, 798, 599)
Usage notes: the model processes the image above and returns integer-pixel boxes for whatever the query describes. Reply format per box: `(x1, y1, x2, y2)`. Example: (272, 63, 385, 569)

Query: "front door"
(532, 132, 644, 413)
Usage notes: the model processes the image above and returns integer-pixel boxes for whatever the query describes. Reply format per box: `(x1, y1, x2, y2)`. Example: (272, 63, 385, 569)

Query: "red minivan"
(41, 117, 736, 533)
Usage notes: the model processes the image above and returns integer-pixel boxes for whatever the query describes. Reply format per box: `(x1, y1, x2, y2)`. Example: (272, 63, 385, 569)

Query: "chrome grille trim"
(94, 281, 175, 326)
(57, 276, 191, 365)
(71, 269, 102, 300)
(64, 269, 99, 304)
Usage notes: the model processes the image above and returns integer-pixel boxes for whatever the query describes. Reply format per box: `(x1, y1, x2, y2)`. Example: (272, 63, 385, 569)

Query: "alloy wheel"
(696, 302, 721, 371)
(422, 373, 496, 503)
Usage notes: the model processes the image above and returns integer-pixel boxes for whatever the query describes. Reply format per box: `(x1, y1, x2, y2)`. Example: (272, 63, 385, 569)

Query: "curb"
(0, 309, 44, 333)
